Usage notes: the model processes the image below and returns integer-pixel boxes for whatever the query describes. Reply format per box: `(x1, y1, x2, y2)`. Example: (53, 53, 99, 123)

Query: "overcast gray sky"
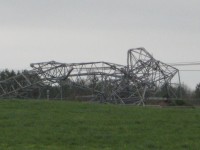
(0, 0, 200, 89)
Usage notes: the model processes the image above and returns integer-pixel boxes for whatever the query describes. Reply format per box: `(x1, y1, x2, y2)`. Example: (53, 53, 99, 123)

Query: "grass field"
(0, 100, 200, 149)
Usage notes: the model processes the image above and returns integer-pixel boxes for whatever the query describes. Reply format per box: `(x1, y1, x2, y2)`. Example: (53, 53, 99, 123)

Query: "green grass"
(0, 100, 200, 149)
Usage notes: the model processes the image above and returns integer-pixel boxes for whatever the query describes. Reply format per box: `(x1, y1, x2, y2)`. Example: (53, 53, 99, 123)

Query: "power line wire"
(169, 61, 200, 66)
(179, 70, 200, 72)
(171, 63, 200, 66)
(169, 61, 200, 64)
(168, 61, 200, 72)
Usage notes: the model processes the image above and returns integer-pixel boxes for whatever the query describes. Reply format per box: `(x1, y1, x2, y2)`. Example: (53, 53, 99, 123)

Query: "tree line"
(0, 69, 200, 100)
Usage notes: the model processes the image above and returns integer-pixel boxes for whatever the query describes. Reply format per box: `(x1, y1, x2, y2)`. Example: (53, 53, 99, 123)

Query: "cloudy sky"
(0, 0, 200, 89)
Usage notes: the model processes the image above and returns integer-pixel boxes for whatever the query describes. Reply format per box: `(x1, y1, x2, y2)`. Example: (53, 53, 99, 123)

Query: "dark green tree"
(195, 83, 200, 98)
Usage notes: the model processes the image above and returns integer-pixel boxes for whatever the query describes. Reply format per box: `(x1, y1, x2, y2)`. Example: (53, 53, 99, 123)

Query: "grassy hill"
(0, 100, 200, 149)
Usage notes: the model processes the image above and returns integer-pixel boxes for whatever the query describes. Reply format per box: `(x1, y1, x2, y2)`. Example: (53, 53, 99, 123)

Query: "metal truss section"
(0, 47, 180, 105)
(0, 71, 41, 97)
(62, 62, 138, 104)
(127, 47, 180, 98)
(30, 61, 73, 85)
(30, 61, 135, 103)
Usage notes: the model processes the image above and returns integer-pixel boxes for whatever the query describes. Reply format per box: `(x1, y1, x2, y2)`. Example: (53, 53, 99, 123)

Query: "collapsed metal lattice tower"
(0, 47, 180, 104)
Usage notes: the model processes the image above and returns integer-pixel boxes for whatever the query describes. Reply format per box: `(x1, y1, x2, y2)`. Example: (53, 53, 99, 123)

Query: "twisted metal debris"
(0, 47, 180, 104)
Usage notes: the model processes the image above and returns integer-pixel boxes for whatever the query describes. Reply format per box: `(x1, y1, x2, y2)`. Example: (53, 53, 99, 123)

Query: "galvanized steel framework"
(0, 47, 180, 104)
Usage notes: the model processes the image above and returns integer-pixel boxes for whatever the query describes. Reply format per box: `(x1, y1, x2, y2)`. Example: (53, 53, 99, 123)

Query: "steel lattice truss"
(0, 47, 180, 104)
